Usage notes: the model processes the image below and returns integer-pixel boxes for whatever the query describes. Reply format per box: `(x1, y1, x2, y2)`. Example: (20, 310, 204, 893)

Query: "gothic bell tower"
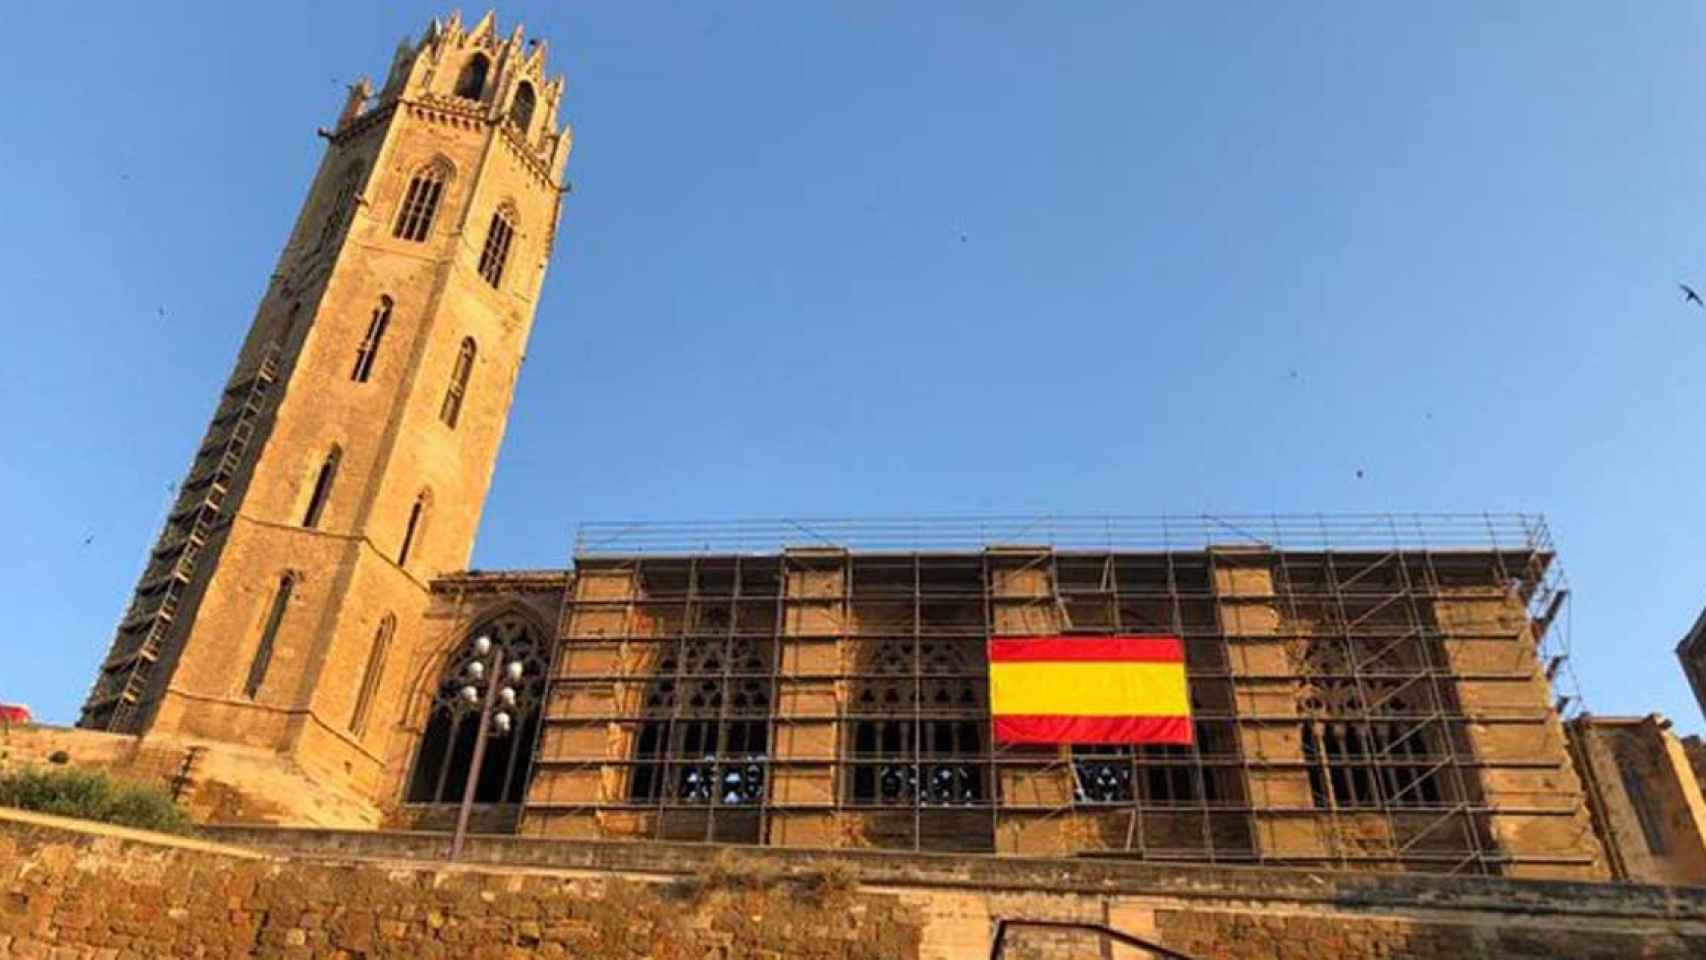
(80, 11, 569, 792)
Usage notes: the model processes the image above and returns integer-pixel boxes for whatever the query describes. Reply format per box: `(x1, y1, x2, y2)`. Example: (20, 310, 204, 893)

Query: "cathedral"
(64, 11, 1706, 888)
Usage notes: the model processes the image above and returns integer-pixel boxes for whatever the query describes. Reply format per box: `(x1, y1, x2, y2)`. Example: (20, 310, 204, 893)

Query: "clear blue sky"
(2, 2, 1704, 729)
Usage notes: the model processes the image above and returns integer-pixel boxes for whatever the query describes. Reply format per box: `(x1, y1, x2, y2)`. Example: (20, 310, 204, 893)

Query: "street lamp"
(448, 633, 527, 860)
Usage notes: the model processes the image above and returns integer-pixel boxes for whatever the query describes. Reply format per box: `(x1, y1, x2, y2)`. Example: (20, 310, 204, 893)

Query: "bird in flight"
(1681, 283, 1703, 308)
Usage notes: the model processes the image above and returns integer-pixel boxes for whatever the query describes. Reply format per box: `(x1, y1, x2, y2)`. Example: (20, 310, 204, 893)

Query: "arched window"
(1297, 683, 1445, 809)
(349, 613, 395, 736)
(405, 613, 550, 804)
(509, 81, 536, 130)
(476, 208, 515, 288)
(351, 296, 393, 382)
(398, 492, 429, 567)
(628, 628, 775, 809)
(1072, 712, 1223, 805)
(439, 338, 476, 428)
(1620, 762, 1668, 854)
(393, 163, 450, 242)
(244, 573, 295, 699)
(316, 163, 363, 251)
(301, 446, 341, 529)
(455, 53, 489, 100)
(848, 637, 986, 807)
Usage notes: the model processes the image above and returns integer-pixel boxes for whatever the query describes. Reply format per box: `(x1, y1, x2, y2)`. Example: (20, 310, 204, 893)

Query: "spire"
(336, 77, 373, 130)
(523, 38, 547, 74)
(469, 9, 497, 44)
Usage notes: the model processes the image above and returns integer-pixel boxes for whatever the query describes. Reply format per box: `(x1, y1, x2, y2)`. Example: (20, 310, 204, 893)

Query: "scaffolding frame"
(81, 341, 286, 733)
(522, 514, 1589, 875)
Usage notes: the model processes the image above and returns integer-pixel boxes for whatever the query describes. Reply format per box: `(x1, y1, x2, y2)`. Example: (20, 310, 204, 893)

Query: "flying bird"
(1354, 469, 1365, 480)
(1682, 283, 1703, 308)
(82, 536, 93, 547)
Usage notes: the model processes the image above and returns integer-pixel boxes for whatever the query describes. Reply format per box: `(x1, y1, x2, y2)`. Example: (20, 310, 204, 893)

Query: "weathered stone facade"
(78, 11, 570, 821)
(492, 547, 1607, 879)
(6, 811, 1706, 959)
(1567, 715, 1706, 885)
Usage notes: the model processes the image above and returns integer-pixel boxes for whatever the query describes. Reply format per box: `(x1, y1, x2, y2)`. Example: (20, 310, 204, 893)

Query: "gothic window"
(455, 53, 489, 100)
(349, 613, 395, 736)
(477, 209, 515, 287)
(301, 446, 341, 529)
(350, 296, 393, 382)
(847, 639, 986, 806)
(406, 613, 550, 804)
(244, 574, 295, 699)
(1071, 695, 1232, 807)
(316, 163, 363, 252)
(510, 81, 536, 130)
(1620, 763, 1667, 855)
(398, 492, 428, 567)
(393, 164, 449, 242)
(1072, 741, 1219, 805)
(1298, 685, 1444, 809)
(628, 632, 774, 807)
(439, 338, 476, 428)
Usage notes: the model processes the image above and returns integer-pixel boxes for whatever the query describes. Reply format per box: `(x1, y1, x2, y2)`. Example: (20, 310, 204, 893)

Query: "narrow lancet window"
(477, 211, 515, 288)
(244, 574, 295, 699)
(351, 297, 393, 382)
(510, 81, 536, 129)
(350, 613, 395, 735)
(440, 338, 476, 428)
(302, 446, 341, 529)
(398, 494, 428, 567)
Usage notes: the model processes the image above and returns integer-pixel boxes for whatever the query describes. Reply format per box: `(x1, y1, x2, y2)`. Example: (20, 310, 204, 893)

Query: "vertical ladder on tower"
(79, 342, 285, 733)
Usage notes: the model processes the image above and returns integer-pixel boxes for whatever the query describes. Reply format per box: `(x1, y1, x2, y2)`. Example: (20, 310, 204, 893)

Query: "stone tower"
(79, 11, 570, 796)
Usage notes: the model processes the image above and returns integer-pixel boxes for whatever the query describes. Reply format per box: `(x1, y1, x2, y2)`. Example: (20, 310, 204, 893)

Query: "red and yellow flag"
(989, 636, 1192, 745)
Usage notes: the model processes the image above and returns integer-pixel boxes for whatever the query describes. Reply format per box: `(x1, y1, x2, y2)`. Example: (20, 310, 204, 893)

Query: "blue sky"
(2, 2, 1704, 728)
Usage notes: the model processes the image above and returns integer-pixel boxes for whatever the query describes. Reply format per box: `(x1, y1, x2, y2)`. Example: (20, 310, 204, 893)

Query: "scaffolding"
(80, 341, 285, 733)
(522, 514, 1594, 876)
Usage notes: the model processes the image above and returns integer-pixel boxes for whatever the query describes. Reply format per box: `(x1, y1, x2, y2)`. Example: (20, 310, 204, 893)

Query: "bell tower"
(79, 11, 570, 794)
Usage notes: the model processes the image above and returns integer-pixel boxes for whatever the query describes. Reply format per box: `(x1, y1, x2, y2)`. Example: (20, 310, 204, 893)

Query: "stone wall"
(1, 812, 919, 960)
(0, 723, 379, 828)
(7, 812, 1704, 960)
(1567, 715, 1706, 885)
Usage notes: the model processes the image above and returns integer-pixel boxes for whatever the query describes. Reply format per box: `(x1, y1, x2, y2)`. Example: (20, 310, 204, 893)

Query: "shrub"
(684, 848, 786, 904)
(803, 861, 860, 904)
(0, 767, 194, 834)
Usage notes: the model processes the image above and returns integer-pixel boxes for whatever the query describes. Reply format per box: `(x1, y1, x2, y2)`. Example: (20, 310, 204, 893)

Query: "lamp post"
(448, 633, 525, 861)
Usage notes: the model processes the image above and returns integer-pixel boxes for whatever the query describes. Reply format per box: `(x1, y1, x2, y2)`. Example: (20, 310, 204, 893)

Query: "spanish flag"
(989, 636, 1192, 745)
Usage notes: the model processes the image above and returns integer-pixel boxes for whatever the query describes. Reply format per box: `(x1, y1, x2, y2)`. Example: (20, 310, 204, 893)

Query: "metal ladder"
(80, 342, 283, 733)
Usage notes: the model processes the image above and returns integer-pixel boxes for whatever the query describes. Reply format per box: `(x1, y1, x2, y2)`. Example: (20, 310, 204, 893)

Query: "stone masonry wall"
(0, 724, 379, 829)
(0, 814, 918, 960)
(6, 813, 1706, 959)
